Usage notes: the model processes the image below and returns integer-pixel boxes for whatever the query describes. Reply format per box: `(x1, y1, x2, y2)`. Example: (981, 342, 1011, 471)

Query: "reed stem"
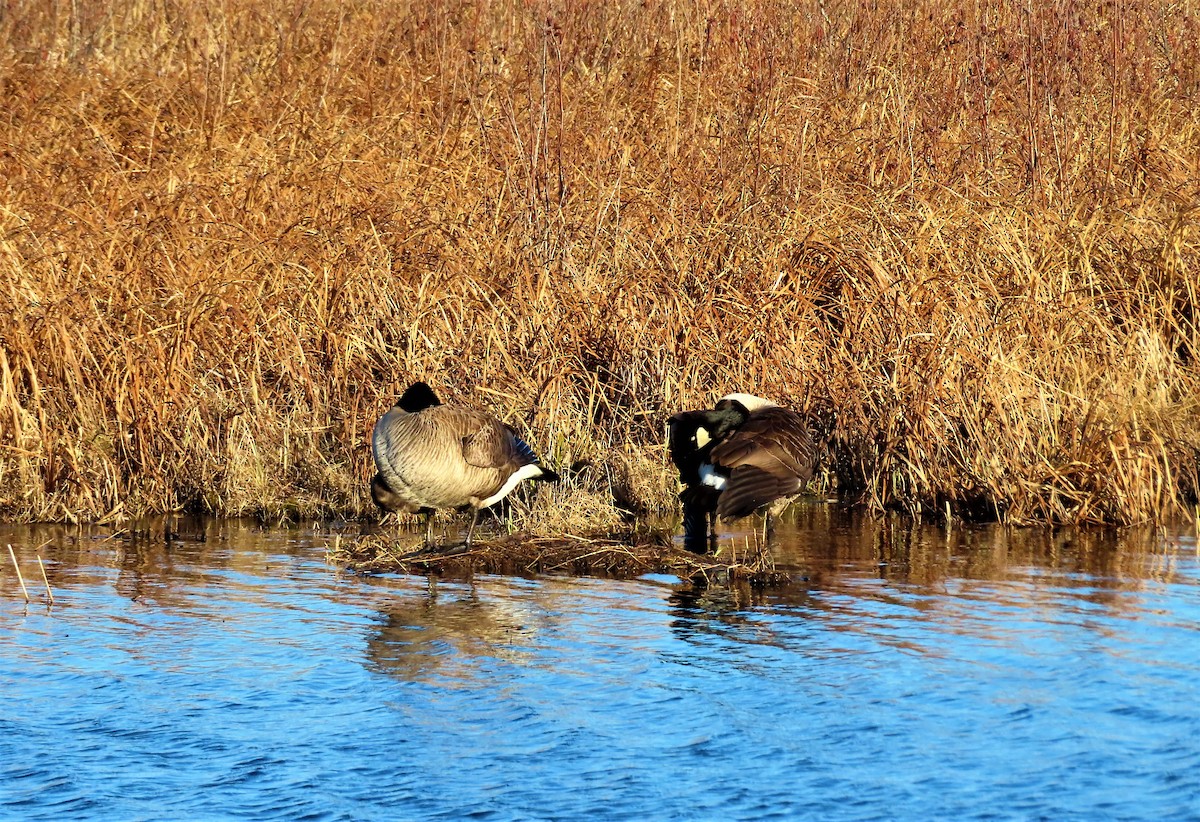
(8, 545, 30, 603)
(36, 555, 54, 606)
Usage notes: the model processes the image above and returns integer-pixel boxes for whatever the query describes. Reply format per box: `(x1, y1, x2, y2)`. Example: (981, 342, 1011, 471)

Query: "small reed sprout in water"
(7, 544, 30, 603)
(5, 543, 55, 605)
(36, 555, 54, 606)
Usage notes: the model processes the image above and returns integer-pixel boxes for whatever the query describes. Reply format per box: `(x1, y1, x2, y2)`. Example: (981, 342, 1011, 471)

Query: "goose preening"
(668, 393, 818, 551)
(371, 382, 560, 547)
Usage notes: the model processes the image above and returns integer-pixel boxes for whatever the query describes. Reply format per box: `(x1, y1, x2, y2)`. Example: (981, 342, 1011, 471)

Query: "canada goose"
(668, 393, 818, 550)
(371, 381, 560, 547)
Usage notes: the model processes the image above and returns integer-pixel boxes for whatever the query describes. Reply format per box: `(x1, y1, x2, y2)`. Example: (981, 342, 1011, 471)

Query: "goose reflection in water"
(365, 579, 553, 681)
(664, 504, 1185, 659)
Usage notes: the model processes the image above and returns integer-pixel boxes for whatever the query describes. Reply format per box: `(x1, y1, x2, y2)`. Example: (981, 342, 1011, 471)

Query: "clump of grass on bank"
(1, 0, 1198, 527)
(328, 529, 788, 586)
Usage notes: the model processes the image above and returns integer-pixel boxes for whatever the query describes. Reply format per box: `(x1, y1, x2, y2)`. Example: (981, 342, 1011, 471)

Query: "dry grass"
(1, 0, 1198, 527)
(329, 527, 788, 586)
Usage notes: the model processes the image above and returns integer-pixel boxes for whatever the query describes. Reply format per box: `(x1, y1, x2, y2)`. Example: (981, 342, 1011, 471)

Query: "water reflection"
(365, 578, 550, 681)
(663, 504, 1199, 666)
(691, 502, 1193, 597)
(1, 512, 1198, 821)
(0, 518, 340, 609)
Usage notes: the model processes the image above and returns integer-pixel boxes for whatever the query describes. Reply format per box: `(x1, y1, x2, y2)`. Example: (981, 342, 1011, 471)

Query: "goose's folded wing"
(461, 417, 538, 470)
(716, 466, 804, 519)
(709, 409, 817, 482)
(372, 407, 415, 487)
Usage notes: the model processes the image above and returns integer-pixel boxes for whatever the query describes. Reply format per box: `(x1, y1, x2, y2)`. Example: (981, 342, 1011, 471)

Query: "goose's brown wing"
(709, 408, 816, 477)
(459, 412, 538, 472)
(710, 408, 817, 519)
(715, 466, 802, 520)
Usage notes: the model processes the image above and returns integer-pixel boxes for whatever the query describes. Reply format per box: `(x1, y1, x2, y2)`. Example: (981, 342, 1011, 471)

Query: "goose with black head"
(668, 393, 818, 551)
(371, 382, 559, 547)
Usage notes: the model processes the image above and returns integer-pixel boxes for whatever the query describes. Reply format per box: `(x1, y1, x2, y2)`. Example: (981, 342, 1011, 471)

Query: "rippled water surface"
(3, 508, 1199, 821)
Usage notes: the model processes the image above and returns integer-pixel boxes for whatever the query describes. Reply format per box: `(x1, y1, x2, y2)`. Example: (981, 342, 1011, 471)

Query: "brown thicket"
(1, 0, 1198, 526)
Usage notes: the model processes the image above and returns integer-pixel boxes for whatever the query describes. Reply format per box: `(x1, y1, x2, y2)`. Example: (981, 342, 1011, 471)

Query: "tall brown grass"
(1, 0, 1197, 526)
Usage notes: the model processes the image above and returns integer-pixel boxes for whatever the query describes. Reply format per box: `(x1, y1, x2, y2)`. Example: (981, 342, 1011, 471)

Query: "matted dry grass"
(1, 0, 1198, 527)
(328, 527, 790, 586)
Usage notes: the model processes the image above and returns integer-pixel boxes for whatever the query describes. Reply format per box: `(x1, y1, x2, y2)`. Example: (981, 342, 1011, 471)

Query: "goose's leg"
(464, 507, 481, 548)
(423, 511, 434, 547)
(682, 500, 710, 553)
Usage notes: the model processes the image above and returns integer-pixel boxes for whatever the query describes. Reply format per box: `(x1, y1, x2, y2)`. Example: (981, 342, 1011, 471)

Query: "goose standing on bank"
(371, 382, 560, 547)
(668, 393, 818, 551)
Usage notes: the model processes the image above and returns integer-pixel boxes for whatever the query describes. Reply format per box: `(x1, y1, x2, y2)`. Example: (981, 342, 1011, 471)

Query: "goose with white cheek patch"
(371, 382, 560, 547)
(668, 393, 818, 551)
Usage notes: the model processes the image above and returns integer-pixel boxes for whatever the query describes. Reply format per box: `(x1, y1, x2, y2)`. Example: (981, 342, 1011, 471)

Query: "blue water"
(2, 511, 1199, 820)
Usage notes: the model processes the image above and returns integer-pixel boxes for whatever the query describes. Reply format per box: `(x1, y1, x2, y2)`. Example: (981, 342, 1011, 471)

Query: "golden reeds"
(0, 0, 1197, 527)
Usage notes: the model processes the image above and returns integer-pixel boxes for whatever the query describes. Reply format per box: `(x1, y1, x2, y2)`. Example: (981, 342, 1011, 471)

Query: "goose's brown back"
(372, 403, 539, 512)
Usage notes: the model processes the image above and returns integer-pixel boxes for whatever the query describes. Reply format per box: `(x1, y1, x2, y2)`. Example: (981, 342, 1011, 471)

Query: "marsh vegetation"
(1, 0, 1198, 528)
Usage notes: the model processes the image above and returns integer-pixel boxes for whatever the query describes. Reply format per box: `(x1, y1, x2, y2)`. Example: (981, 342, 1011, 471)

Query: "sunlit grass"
(1, 0, 1197, 526)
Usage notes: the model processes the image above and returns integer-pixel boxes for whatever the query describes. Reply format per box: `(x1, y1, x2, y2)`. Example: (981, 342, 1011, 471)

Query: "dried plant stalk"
(7, 545, 30, 602)
(36, 555, 54, 605)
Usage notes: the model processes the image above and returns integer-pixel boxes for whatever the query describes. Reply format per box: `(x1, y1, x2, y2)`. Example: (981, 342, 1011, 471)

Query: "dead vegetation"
(1, 0, 1198, 528)
(329, 527, 790, 586)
